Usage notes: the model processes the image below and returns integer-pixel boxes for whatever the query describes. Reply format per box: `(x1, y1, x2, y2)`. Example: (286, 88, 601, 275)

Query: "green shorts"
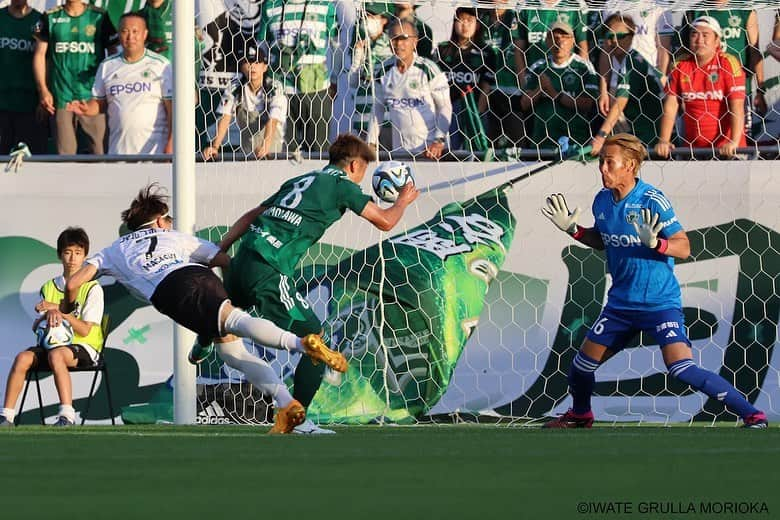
(225, 250, 322, 337)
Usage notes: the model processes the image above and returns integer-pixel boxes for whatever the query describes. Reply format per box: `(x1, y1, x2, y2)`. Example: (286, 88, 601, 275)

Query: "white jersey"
(92, 50, 173, 154)
(86, 228, 220, 302)
(367, 55, 452, 153)
(216, 79, 288, 123)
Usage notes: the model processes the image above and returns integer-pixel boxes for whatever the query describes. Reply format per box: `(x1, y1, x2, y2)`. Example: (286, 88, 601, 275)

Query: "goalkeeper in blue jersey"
(541, 133, 767, 429)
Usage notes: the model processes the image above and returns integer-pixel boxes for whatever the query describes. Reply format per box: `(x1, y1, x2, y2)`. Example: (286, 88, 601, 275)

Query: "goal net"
(186, 0, 780, 426)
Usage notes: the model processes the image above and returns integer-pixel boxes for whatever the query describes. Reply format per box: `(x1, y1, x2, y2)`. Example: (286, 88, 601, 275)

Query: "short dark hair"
(122, 183, 170, 231)
(387, 19, 418, 38)
(57, 227, 90, 257)
(328, 134, 376, 166)
(120, 11, 148, 29)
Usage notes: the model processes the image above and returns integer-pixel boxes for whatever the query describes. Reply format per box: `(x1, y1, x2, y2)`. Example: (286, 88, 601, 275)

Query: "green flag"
(308, 186, 517, 424)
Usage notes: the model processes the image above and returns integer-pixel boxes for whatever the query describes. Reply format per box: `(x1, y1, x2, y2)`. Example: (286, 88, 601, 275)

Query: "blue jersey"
(592, 179, 684, 311)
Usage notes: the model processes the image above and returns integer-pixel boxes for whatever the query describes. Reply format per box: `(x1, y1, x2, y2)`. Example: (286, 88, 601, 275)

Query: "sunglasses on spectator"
(605, 31, 632, 40)
(391, 33, 414, 41)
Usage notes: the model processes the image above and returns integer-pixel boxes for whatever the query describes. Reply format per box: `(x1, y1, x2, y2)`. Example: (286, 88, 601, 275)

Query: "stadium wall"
(0, 159, 778, 424)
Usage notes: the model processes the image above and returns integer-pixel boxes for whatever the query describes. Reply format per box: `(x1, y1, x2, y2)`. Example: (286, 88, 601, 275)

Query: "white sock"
(223, 309, 300, 352)
(59, 404, 75, 422)
(2, 407, 15, 422)
(216, 339, 294, 408)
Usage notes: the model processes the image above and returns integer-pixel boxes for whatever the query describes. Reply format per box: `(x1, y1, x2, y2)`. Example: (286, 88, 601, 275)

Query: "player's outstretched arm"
(218, 205, 266, 252)
(541, 194, 604, 250)
(360, 183, 420, 231)
(632, 209, 690, 260)
(64, 263, 98, 309)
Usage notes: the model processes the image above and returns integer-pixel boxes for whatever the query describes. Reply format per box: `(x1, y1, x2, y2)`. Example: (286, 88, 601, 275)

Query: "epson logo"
(445, 71, 477, 85)
(54, 41, 95, 54)
(0, 37, 34, 51)
(108, 82, 153, 96)
(386, 97, 424, 109)
(600, 233, 643, 248)
(682, 91, 724, 101)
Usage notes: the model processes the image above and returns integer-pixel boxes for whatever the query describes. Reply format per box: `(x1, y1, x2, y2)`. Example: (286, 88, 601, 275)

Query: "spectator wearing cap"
(677, 3, 766, 125)
(367, 19, 452, 159)
(656, 16, 746, 158)
(202, 45, 287, 160)
(67, 13, 172, 155)
(520, 21, 598, 152)
(590, 14, 664, 155)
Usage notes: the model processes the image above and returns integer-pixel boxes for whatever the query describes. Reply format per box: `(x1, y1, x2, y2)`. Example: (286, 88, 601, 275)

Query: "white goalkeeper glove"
(541, 194, 581, 235)
(632, 208, 664, 249)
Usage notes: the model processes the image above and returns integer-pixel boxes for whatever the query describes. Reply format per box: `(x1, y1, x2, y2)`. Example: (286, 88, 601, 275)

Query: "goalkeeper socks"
(215, 339, 294, 408)
(223, 308, 300, 352)
(58, 404, 76, 423)
(1, 407, 15, 423)
(569, 351, 599, 414)
(668, 359, 759, 419)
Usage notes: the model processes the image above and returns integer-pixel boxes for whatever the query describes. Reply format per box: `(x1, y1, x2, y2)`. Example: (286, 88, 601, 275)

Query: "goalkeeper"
(541, 133, 767, 429)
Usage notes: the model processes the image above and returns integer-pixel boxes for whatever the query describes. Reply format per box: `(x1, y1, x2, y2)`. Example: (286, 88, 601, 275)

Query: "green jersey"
(518, 9, 588, 70)
(258, 0, 338, 94)
(613, 49, 664, 146)
(139, 0, 172, 61)
(350, 23, 392, 135)
(478, 9, 520, 94)
(525, 54, 599, 147)
(0, 7, 41, 112)
(33, 5, 117, 107)
(239, 165, 371, 276)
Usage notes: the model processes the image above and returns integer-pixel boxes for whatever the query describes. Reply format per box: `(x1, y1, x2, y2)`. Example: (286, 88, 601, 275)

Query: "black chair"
(16, 315, 115, 425)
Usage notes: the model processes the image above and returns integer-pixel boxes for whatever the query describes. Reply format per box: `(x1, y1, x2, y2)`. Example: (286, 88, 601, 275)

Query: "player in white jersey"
(67, 13, 172, 155)
(64, 185, 348, 434)
(367, 19, 452, 159)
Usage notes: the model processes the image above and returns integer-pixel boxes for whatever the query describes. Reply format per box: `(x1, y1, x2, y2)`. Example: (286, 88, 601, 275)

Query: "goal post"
(173, 1, 197, 424)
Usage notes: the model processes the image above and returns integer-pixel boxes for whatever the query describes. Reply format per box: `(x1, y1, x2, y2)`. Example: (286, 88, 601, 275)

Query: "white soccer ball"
(372, 161, 415, 203)
(36, 320, 74, 350)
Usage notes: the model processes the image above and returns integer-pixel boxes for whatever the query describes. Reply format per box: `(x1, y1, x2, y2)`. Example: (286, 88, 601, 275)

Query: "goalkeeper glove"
(541, 193, 581, 235)
(632, 208, 666, 251)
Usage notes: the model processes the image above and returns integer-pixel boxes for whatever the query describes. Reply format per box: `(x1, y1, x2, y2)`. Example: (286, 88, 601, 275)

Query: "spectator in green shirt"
(0, 0, 46, 154)
(520, 21, 598, 151)
(591, 13, 664, 155)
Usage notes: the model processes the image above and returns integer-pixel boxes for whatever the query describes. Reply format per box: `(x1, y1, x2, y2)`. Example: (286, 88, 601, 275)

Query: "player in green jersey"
(192, 134, 419, 433)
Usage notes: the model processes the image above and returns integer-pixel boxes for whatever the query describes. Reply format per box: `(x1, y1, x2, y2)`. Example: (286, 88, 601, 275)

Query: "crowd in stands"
(1, 0, 780, 159)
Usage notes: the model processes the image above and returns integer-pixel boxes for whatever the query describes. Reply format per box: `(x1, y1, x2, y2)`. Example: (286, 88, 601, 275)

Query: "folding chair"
(16, 315, 115, 425)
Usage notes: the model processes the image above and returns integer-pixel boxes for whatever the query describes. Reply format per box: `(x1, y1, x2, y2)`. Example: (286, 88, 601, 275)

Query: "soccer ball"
(372, 161, 414, 203)
(35, 320, 74, 350)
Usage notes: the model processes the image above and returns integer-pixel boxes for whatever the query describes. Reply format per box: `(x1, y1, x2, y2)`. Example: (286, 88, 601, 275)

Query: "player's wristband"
(569, 225, 585, 241)
(655, 238, 669, 254)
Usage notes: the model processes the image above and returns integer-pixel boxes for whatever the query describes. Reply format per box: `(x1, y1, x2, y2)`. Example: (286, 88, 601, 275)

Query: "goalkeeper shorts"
(585, 307, 691, 351)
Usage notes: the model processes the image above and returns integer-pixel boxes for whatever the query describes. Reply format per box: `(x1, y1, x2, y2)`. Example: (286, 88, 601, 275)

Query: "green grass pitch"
(2, 425, 778, 520)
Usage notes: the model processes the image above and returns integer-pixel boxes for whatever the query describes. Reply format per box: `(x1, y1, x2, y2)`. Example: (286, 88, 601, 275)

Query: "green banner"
(307, 187, 516, 423)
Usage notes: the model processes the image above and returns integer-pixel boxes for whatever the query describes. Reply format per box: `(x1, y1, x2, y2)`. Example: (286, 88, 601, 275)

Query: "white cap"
(691, 16, 723, 39)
